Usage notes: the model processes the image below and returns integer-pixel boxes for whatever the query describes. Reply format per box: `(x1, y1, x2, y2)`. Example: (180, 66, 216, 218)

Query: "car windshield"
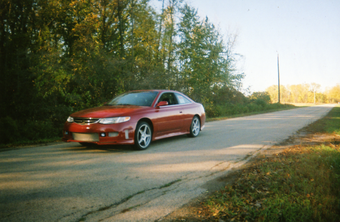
(108, 91, 159, 107)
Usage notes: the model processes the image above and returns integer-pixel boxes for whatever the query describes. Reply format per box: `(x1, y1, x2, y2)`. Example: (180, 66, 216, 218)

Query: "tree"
(249, 92, 271, 103)
(0, 0, 247, 144)
(266, 85, 278, 103)
(177, 4, 242, 104)
(0, 0, 40, 118)
(266, 83, 339, 104)
(326, 84, 340, 103)
(157, 0, 181, 88)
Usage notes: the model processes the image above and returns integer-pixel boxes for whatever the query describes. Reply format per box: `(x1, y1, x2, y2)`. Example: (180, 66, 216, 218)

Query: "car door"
(153, 92, 184, 136)
(174, 92, 195, 132)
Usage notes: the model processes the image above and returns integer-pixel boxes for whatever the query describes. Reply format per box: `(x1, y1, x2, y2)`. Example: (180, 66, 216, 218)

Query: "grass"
(205, 145, 340, 221)
(206, 102, 296, 121)
(308, 106, 340, 135)
(207, 103, 296, 122)
(200, 106, 340, 222)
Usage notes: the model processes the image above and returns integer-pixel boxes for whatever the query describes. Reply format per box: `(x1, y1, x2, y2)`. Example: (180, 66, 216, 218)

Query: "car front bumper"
(62, 121, 135, 145)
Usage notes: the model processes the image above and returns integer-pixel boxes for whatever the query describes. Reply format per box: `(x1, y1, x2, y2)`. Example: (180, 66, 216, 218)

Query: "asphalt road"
(0, 105, 334, 222)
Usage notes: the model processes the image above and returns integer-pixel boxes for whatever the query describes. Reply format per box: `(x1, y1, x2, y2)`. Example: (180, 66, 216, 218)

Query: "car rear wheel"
(135, 121, 152, 150)
(189, 116, 200, 137)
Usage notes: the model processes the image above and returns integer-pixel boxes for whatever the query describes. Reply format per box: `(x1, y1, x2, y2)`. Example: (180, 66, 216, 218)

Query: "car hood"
(71, 105, 148, 118)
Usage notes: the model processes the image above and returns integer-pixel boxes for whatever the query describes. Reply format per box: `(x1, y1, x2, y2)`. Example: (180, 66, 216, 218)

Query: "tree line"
(3, 0, 334, 145)
(0, 0, 244, 144)
(265, 83, 340, 104)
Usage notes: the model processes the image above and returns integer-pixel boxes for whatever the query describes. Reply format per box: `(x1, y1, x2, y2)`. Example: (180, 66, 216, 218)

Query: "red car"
(62, 90, 206, 149)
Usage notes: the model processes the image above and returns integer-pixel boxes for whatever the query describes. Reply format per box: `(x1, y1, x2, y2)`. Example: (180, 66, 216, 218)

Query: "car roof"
(129, 89, 180, 94)
(123, 89, 195, 106)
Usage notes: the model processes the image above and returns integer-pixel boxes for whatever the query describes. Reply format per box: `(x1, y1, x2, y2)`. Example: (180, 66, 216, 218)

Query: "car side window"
(175, 93, 192, 104)
(158, 93, 179, 105)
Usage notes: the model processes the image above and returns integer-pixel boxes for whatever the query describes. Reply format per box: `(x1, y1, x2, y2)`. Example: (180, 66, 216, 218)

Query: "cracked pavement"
(0, 105, 334, 222)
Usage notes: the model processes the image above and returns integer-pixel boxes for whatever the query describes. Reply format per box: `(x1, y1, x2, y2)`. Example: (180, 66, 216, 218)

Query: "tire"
(134, 121, 152, 150)
(189, 116, 200, 137)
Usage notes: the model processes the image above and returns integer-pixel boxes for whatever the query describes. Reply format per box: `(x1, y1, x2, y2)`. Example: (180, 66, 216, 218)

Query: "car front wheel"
(189, 116, 200, 137)
(134, 121, 152, 150)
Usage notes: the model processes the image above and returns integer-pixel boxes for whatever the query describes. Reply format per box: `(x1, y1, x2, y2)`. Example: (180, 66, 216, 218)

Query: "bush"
(0, 117, 21, 144)
(22, 119, 60, 141)
(247, 103, 261, 112)
(254, 98, 267, 108)
(204, 100, 295, 119)
(0, 117, 62, 145)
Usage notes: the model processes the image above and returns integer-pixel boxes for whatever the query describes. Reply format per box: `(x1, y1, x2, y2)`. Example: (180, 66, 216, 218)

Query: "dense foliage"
(266, 83, 340, 104)
(0, 0, 244, 144)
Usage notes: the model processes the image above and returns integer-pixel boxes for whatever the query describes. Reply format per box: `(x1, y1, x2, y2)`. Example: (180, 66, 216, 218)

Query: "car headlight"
(67, 116, 74, 123)
(99, 117, 131, 124)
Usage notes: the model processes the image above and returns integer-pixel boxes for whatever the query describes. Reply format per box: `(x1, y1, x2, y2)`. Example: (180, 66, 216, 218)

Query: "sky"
(151, 0, 340, 93)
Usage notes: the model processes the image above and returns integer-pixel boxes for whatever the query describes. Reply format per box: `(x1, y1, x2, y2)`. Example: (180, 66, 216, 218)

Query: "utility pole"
(277, 54, 280, 103)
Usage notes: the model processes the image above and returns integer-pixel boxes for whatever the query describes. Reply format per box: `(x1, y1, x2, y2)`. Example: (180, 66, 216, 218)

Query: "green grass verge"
(207, 103, 296, 122)
(203, 106, 340, 222)
(302, 105, 340, 135)
(206, 103, 296, 121)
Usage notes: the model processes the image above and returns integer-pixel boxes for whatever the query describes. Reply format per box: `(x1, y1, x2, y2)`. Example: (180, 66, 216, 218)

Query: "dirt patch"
(159, 130, 340, 222)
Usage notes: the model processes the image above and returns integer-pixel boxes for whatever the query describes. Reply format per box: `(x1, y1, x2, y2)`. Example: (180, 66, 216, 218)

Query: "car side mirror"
(156, 101, 168, 107)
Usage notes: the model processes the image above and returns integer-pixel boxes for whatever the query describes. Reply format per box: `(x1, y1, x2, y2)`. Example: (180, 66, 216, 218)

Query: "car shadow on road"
(66, 134, 193, 153)
(66, 144, 136, 153)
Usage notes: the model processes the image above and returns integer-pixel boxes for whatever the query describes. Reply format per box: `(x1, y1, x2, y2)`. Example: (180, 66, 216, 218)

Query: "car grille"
(72, 133, 99, 142)
(74, 118, 99, 125)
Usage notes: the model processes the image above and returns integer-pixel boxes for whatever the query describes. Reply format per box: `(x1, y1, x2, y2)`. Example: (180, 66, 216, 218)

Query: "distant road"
(0, 105, 334, 222)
